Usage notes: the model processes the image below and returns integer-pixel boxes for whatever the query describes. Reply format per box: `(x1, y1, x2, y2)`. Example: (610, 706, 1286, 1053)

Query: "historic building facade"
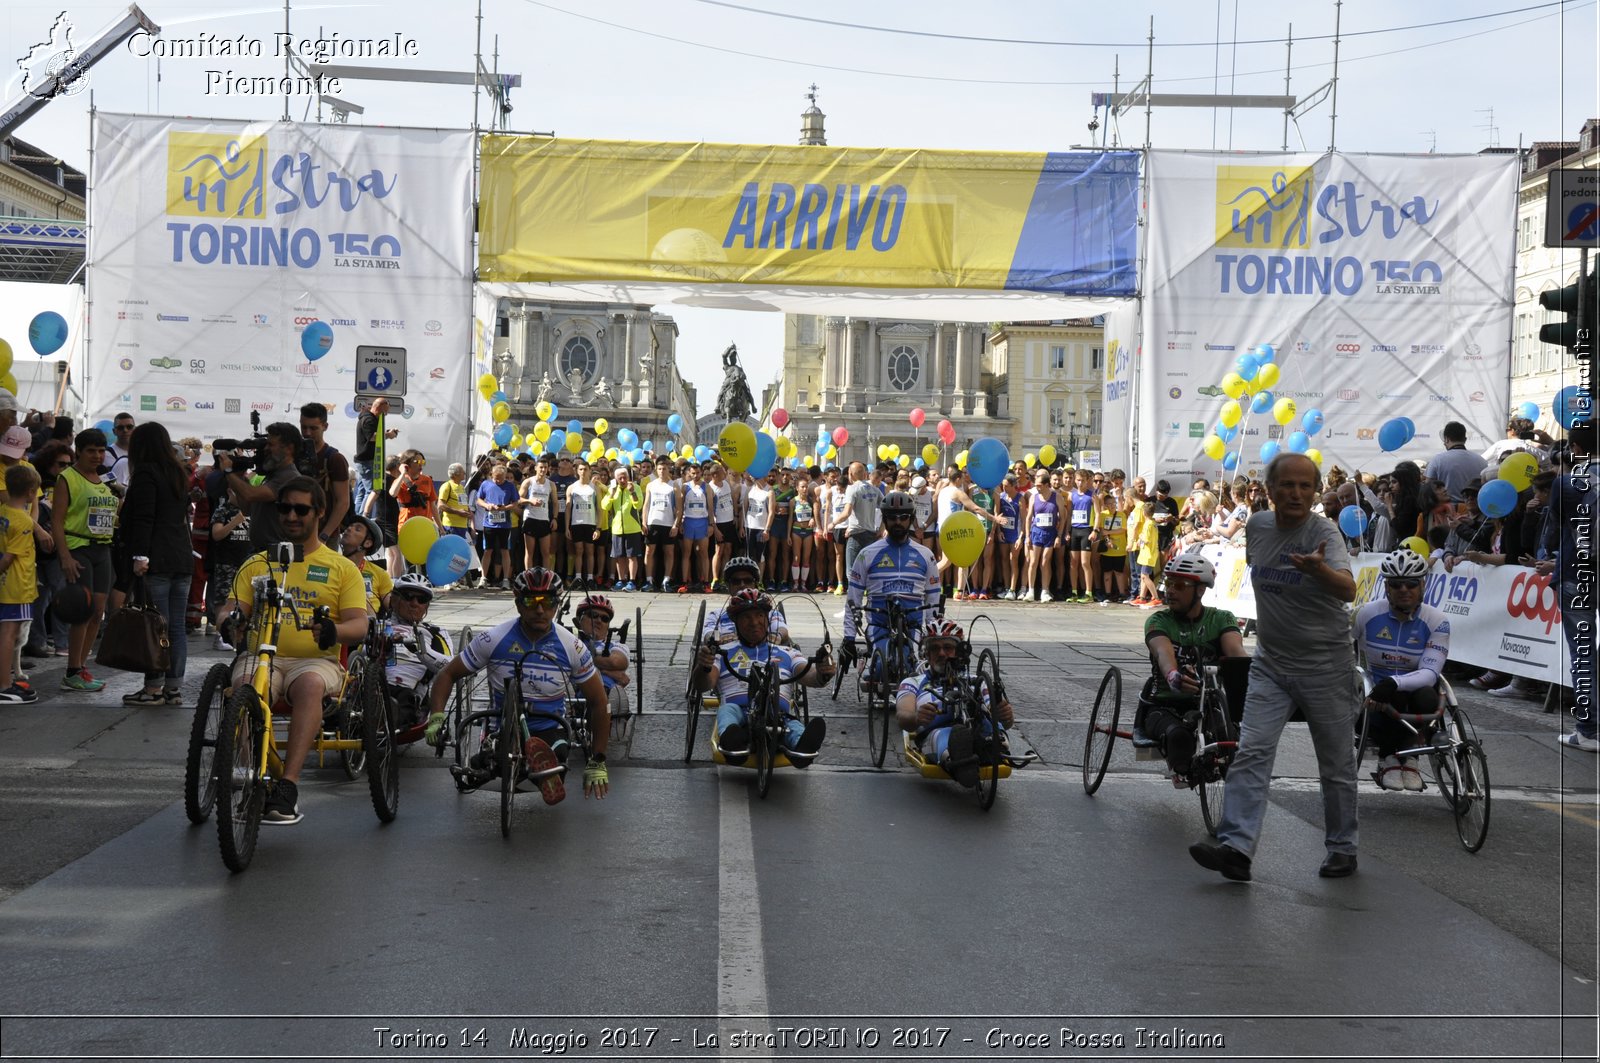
(987, 320, 1106, 463)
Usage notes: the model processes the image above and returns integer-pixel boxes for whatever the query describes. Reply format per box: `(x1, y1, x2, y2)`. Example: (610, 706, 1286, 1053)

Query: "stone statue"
(715, 343, 756, 424)
(537, 372, 555, 404)
(594, 376, 614, 403)
(566, 367, 587, 395)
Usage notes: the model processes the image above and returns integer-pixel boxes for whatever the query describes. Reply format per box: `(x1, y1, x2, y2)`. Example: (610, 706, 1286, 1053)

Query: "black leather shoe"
(1189, 840, 1252, 881)
(1319, 852, 1358, 878)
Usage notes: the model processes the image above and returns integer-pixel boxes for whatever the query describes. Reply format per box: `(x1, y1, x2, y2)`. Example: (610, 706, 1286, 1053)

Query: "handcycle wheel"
(1082, 665, 1121, 795)
(830, 645, 851, 701)
(214, 686, 266, 873)
(498, 681, 520, 838)
(362, 668, 400, 823)
(337, 655, 370, 779)
(634, 607, 645, 721)
(183, 661, 233, 824)
(1197, 761, 1225, 838)
(865, 648, 891, 768)
(752, 703, 774, 800)
(683, 600, 707, 763)
(973, 663, 1003, 812)
(1452, 740, 1491, 853)
(1197, 675, 1233, 838)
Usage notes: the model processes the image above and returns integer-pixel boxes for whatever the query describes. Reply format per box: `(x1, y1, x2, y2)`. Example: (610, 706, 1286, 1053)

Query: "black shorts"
(1069, 527, 1093, 551)
(483, 527, 511, 551)
(523, 519, 552, 540)
(833, 528, 847, 545)
(646, 525, 675, 546)
(568, 523, 596, 544)
(771, 515, 790, 539)
(716, 521, 738, 544)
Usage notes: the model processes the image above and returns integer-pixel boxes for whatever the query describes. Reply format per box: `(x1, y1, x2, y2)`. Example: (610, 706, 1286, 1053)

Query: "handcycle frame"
(451, 646, 597, 838)
(831, 594, 930, 768)
(901, 647, 1036, 811)
(705, 638, 825, 799)
(1081, 656, 1244, 838)
(208, 548, 398, 873)
(1354, 669, 1490, 853)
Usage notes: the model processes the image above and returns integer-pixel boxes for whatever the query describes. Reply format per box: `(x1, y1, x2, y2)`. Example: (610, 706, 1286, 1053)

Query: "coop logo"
(1334, 343, 1361, 354)
(1336, 388, 1360, 401)
(429, 367, 447, 380)
(166, 396, 187, 412)
(1168, 386, 1182, 399)
(330, 317, 357, 327)
(118, 358, 133, 371)
(1507, 570, 1560, 633)
(225, 399, 241, 413)
(15, 11, 89, 101)
(293, 315, 319, 328)
(1410, 343, 1446, 355)
(1371, 343, 1398, 353)
(1204, 343, 1235, 352)
(157, 313, 190, 323)
(423, 319, 443, 336)
(294, 363, 319, 376)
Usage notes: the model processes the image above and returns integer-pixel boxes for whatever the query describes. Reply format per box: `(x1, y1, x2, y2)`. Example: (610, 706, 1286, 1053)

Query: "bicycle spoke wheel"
(1082, 666, 1121, 795)
(753, 717, 773, 799)
(1198, 768, 1225, 837)
(363, 671, 400, 823)
(1452, 740, 1491, 853)
(183, 662, 232, 824)
(337, 656, 368, 779)
(866, 650, 890, 768)
(498, 708, 518, 839)
(684, 601, 706, 762)
(973, 672, 1002, 812)
(215, 687, 265, 873)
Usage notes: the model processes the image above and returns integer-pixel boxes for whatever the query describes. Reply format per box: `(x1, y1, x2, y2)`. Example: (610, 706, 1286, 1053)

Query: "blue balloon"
(1259, 439, 1281, 463)
(424, 534, 473, 587)
(28, 311, 68, 356)
(545, 403, 558, 423)
(1338, 506, 1369, 538)
(1217, 424, 1238, 444)
(618, 452, 633, 467)
(548, 430, 567, 453)
(748, 432, 778, 478)
(1477, 478, 1518, 518)
(667, 413, 685, 435)
(788, 456, 801, 469)
(300, 320, 333, 362)
(567, 419, 582, 436)
(815, 436, 829, 454)
(492, 423, 513, 447)
(1286, 431, 1311, 454)
(630, 447, 645, 463)
(1516, 401, 1539, 422)
(94, 419, 115, 438)
(490, 390, 508, 405)
(695, 445, 711, 462)
(1250, 390, 1274, 414)
(914, 457, 926, 469)
(642, 439, 654, 452)
(1234, 353, 1260, 380)
(1378, 419, 1410, 453)
(1222, 452, 1240, 471)
(616, 428, 638, 450)
(966, 435, 1010, 490)
(1398, 417, 1416, 440)
(1254, 343, 1276, 363)
(1554, 386, 1594, 430)
(1301, 408, 1325, 437)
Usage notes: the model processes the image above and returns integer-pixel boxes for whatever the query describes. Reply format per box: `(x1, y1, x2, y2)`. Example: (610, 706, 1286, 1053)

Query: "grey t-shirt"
(248, 461, 303, 549)
(1245, 510, 1355, 676)
(844, 480, 883, 535)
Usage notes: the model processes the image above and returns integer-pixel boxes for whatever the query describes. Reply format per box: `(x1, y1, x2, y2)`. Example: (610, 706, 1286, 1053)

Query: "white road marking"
(717, 777, 771, 1058)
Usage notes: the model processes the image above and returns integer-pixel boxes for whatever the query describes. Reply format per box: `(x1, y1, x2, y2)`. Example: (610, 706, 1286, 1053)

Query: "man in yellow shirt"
(218, 477, 368, 824)
(339, 513, 392, 615)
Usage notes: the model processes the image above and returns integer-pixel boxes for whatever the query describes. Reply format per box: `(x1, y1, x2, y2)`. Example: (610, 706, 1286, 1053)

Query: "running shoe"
(523, 735, 566, 805)
(62, 670, 105, 692)
(263, 778, 303, 824)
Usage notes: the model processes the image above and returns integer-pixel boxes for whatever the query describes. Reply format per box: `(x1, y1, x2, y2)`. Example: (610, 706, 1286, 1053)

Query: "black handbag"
(96, 577, 171, 674)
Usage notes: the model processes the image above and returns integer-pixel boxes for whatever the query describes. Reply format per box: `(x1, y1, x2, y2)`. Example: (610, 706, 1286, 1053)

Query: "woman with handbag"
(115, 422, 192, 705)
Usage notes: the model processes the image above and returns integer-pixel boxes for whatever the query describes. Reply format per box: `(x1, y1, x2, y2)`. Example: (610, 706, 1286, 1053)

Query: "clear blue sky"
(6, 0, 1597, 412)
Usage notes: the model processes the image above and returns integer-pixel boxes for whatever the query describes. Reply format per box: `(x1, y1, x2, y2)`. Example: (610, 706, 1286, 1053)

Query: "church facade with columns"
(493, 299, 699, 447)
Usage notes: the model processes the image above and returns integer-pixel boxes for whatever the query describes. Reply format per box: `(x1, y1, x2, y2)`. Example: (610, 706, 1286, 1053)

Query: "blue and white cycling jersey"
(713, 639, 802, 714)
(1352, 600, 1450, 692)
(703, 604, 790, 645)
(578, 633, 631, 692)
(897, 670, 1003, 760)
(461, 618, 596, 725)
(845, 537, 940, 642)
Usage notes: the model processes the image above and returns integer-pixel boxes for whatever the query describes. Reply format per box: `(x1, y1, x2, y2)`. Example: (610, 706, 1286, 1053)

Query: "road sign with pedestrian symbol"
(1545, 169, 1600, 248)
(355, 345, 407, 396)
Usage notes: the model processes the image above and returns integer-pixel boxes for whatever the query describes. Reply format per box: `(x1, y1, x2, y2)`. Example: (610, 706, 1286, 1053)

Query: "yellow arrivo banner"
(478, 137, 1140, 295)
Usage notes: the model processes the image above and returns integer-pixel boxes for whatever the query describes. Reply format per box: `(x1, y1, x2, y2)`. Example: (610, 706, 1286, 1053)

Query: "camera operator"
(226, 422, 306, 551)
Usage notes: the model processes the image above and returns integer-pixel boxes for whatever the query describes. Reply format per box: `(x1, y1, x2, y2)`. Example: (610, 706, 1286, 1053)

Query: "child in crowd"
(0, 464, 40, 702)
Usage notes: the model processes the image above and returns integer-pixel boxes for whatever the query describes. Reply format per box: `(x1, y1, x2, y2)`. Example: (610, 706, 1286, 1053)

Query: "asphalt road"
(1, 588, 1595, 1062)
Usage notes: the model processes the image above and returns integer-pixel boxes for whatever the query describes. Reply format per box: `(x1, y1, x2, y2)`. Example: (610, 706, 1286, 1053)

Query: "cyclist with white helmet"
(384, 574, 451, 732)
(895, 620, 1014, 788)
(571, 592, 632, 724)
(701, 555, 791, 645)
(1352, 549, 1450, 791)
(1142, 552, 1248, 782)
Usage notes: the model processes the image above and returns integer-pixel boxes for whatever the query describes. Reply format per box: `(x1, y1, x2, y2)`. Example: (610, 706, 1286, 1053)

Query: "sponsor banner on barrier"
(478, 138, 1140, 295)
(1101, 300, 1138, 473)
(88, 113, 473, 458)
(1141, 151, 1517, 485)
(1200, 543, 1566, 684)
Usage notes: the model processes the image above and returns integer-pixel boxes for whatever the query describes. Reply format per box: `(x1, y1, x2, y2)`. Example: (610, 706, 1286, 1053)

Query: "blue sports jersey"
(1351, 600, 1450, 693)
(461, 618, 596, 720)
(845, 537, 940, 640)
(713, 639, 802, 714)
(703, 604, 790, 645)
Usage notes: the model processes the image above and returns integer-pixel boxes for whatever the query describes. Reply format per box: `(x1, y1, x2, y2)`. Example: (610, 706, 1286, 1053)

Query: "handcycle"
(384, 622, 479, 753)
(830, 594, 929, 768)
(705, 636, 831, 798)
(207, 546, 399, 872)
(1354, 670, 1489, 853)
(902, 647, 1037, 811)
(1081, 655, 1247, 838)
(450, 647, 598, 839)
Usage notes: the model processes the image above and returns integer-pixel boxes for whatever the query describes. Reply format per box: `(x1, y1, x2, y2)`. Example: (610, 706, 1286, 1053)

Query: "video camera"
(214, 412, 270, 475)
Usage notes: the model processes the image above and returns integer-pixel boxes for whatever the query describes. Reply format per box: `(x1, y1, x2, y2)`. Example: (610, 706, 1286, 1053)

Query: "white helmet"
(1379, 549, 1429, 581)
(1163, 552, 1217, 587)
(393, 572, 435, 601)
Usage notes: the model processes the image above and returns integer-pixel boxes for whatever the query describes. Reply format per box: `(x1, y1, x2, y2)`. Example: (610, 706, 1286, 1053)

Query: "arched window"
(560, 335, 597, 383)
(886, 344, 919, 391)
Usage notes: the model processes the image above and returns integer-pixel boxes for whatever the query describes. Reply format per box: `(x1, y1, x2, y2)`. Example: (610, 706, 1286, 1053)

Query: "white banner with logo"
(1141, 151, 1518, 487)
(1100, 299, 1138, 474)
(87, 114, 474, 460)
(1201, 544, 1568, 684)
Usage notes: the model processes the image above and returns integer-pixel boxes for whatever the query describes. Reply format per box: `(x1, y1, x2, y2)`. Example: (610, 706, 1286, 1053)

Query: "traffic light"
(1540, 268, 1597, 359)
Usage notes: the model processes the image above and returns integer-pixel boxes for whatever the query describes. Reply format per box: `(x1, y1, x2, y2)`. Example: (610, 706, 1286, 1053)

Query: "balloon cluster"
(0, 310, 77, 398)
(1377, 417, 1418, 453)
(1195, 343, 1330, 470)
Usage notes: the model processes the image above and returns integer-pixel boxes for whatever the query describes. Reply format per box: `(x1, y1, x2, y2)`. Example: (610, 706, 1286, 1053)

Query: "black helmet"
(880, 490, 915, 517)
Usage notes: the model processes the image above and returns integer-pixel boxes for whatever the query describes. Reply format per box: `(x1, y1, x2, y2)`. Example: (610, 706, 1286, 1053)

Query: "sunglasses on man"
(395, 591, 432, 604)
(519, 593, 558, 609)
(275, 502, 316, 516)
(1387, 578, 1422, 590)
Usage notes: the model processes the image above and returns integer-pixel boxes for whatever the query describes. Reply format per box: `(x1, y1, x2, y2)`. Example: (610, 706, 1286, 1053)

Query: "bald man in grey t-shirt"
(1190, 453, 1360, 884)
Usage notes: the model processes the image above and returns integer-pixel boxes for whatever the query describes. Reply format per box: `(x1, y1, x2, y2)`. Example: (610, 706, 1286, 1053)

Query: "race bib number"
(88, 500, 116, 537)
(1033, 512, 1054, 529)
(485, 508, 509, 528)
(571, 492, 596, 524)
(1072, 507, 1090, 525)
(794, 501, 813, 524)
(525, 494, 548, 519)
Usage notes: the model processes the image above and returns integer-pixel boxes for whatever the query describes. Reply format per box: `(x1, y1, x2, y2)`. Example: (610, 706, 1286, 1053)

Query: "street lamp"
(1067, 422, 1090, 465)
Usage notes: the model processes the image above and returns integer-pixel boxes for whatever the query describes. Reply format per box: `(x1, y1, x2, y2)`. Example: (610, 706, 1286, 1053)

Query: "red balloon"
(771, 408, 789, 429)
(937, 419, 956, 444)
(832, 425, 850, 446)
(908, 407, 926, 428)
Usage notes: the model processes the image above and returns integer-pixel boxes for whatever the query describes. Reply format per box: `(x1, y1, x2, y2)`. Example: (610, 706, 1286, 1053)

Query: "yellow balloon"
(897, 454, 910, 467)
(803, 455, 815, 468)
(1219, 401, 1243, 429)
(606, 447, 619, 460)
(530, 441, 544, 456)
(594, 418, 609, 436)
(398, 519, 439, 565)
(509, 434, 523, 449)
(1256, 362, 1281, 389)
(888, 444, 901, 460)
(1202, 434, 1227, 461)
(534, 421, 552, 442)
(535, 401, 553, 422)
(1221, 372, 1248, 400)
(776, 435, 795, 459)
(491, 401, 511, 424)
(1402, 536, 1430, 558)
(566, 432, 583, 454)
(1024, 453, 1036, 468)
(824, 445, 837, 461)
(477, 372, 497, 395)
(0, 339, 13, 376)
(1272, 397, 1298, 425)
(1038, 444, 1057, 468)
(1498, 451, 1538, 490)
(939, 511, 986, 568)
(719, 422, 758, 472)
(0, 372, 16, 396)
(922, 443, 939, 466)
(955, 449, 969, 470)
(1305, 448, 1323, 466)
